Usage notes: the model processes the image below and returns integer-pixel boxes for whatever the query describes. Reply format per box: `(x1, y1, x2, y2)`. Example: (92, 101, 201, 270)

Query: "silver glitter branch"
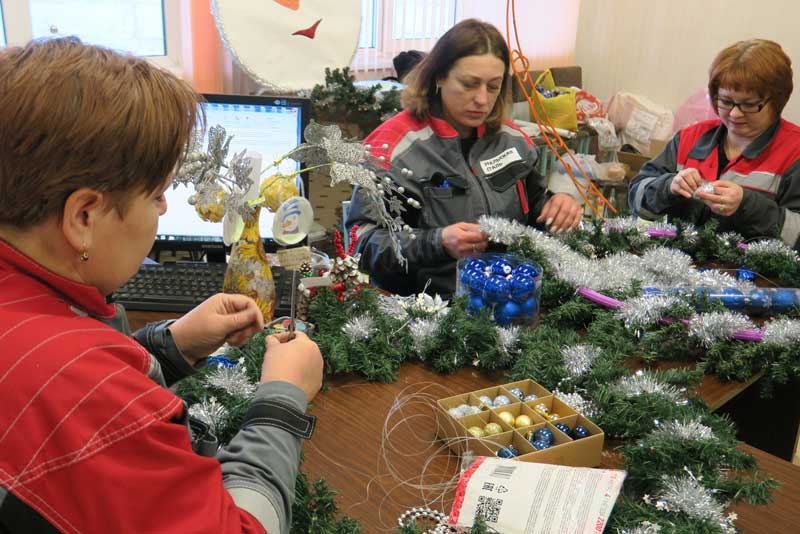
(188, 397, 229, 436)
(204, 361, 257, 399)
(648, 471, 736, 533)
(762, 317, 800, 345)
(648, 418, 717, 442)
(617, 295, 683, 328)
(408, 317, 441, 355)
(342, 313, 377, 341)
(618, 521, 662, 534)
(496, 325, 521, 354)
(561, 344, 602, 379)
(688, 312, 755, 348)
(610, 371, 686, 404)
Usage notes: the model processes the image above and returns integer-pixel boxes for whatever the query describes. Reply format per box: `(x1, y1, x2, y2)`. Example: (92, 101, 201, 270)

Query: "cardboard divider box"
(436, 379, 604, 467)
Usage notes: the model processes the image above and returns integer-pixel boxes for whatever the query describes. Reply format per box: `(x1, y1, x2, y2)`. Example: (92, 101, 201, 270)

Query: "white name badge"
(479, 147, 522, 175)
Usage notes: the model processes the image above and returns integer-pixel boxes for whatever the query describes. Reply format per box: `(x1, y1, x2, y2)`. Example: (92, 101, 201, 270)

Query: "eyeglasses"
(714, 97, 769, 114)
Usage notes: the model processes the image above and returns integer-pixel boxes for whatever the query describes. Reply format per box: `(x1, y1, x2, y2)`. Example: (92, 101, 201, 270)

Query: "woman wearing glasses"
(629, 39, 800, 248)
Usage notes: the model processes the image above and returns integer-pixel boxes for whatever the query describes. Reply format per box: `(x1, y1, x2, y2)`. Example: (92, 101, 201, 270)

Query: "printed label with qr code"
(475, 495, 503, 523)
(449, 457, 626, 534)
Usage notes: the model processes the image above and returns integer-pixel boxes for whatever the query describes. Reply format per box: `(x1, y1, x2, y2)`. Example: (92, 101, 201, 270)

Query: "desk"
(128, 312, 800, 533)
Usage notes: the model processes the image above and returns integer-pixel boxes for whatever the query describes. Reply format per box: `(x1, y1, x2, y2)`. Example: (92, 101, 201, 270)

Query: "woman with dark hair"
(347, 19, 582, 296)
(630, 39, 800, 247)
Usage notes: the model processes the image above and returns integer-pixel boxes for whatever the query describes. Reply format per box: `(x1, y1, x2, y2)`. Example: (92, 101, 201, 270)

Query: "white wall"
(576, 0, 800, 123)
(461, 0, 581, 70)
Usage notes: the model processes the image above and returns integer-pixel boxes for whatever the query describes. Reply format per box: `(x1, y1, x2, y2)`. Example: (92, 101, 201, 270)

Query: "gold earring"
(79, 250, 89, 262)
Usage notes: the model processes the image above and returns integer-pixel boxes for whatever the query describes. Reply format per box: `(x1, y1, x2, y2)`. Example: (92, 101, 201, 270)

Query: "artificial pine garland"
(176, 215, 800, 533)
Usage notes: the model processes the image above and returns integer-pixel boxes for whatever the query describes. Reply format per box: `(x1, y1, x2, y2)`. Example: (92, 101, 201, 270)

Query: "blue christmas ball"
(531, 439, 550, 450)
(464, 268, 488, 294)
(571, 425, 590, 439)
(642, 287, 663, 296)
(464, 258, 487, 273)
(496, 446, 518, 458)
(509, 274, 535, 302)
(736, 268, 757, 282)
(466, 295, 486, 314)
(494, 301, 521, 326)
(554, 423, 571, 435)
(483, 275, 510, 304)
(718, 288, 745, 310)
(772, 288, 800, 312)
(208, 355, 236, 368)
(513, 263, 539, 278)
(459, 267, 477, 287)
(491, 259, 514, 277)
(520, 297, 538, 317)
(747, 288, 772, 311)
(533, 428, 554, 445)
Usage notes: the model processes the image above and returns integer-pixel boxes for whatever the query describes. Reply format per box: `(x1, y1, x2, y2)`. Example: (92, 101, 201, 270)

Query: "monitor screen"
(154, 94, 311, 258)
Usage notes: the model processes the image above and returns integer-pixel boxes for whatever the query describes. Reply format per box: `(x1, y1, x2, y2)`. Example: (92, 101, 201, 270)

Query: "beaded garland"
(397, 507, 456, 533)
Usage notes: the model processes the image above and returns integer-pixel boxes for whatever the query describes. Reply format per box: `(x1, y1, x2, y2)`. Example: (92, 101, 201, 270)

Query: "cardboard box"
(436, 379, 604, 467)
(616, 151, 651, 179)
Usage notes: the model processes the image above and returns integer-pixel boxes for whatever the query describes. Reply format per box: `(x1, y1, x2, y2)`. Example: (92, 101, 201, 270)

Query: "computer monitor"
(152, 93, 311, 260)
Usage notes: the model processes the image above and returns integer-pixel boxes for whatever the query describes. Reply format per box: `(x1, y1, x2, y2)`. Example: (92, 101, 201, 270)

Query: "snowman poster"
(212, 0, 362, 91)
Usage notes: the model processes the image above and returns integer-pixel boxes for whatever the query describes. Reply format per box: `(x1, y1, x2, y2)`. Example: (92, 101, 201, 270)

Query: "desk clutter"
(436, 379, 604, 467)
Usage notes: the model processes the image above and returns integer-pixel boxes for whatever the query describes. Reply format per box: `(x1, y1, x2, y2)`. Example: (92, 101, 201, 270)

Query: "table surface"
(128, 311, 800, 533)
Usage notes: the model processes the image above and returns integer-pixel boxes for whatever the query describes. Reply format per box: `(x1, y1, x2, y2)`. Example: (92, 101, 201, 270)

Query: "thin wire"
(505, 0, 616, 219)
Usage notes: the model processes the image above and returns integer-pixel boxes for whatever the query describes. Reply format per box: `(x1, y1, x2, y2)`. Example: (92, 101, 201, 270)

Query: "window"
(353, 0, 460, 74)
(0, 0, 186, 73)
(0, 4, 5, 47)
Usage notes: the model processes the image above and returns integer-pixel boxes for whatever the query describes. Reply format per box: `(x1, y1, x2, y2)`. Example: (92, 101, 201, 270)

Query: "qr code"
(475, 495, 503, 523)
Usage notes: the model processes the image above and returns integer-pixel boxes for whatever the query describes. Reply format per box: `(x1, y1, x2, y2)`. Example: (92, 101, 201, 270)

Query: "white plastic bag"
(607, 92, 674, 156)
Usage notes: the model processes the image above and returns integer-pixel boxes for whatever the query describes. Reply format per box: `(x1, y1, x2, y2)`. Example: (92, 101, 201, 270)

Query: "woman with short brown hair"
(0, 37, 323, 534)
(630, 39, 800, 248)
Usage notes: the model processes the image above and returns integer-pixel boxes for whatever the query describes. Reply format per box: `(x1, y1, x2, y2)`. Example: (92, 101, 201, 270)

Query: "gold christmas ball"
(548, 413, 560, 421)
(484, 422, 503, 436)
(514, 414, 533, 428)
(497, 411, 515, 426)
(467, 426, 486, 438)
(195, 190, 226, 222)
(534, 403, 550, 416)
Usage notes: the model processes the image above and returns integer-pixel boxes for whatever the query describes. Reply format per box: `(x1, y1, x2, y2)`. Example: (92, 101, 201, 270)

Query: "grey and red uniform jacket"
(629, 118, 800, 248)
(0, 239, 311, 534)
(346, 110, 549, 296)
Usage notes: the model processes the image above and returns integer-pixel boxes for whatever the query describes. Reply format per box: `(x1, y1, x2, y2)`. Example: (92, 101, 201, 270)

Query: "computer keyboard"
(112, 262, 294, 316)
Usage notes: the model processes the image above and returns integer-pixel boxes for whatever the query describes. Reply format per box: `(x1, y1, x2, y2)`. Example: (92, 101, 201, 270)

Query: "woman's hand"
(260, 332, 324, 402)
(670, 168, 705, 198)
(168, 293, 265, 365)
(536, 193, 582, 233)
(441, 222, 488, 258)
(695, 181, 744, 216)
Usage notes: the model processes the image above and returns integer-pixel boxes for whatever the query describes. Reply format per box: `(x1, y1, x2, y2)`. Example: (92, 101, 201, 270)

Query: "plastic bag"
(575, 89, 606, 122)
(586, 117, 621, 153)
(673, 87, 716, 134)
(606, 92, 674, 157)
(531, 70, 578, 132)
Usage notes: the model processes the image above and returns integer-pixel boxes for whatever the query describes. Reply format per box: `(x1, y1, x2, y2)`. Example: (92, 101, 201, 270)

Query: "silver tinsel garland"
(761, 317, 800, 345)
(188, 397, 229, 436)
(377, 292, 449, 321)
(744, 239, 800, 262)
(688, 312, 755, 348)
(647, 471, 736, 533)
(649, 418, 716, 442)
(617, 295, 683, 328)
(342, 313, 377, 341)
(204, 361, 257, 398)
(610, 371, 686, 404)
(561, 344, 602, 378)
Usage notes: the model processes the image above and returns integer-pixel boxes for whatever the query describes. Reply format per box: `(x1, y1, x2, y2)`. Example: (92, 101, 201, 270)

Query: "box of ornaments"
(435, 379, 604, 467)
